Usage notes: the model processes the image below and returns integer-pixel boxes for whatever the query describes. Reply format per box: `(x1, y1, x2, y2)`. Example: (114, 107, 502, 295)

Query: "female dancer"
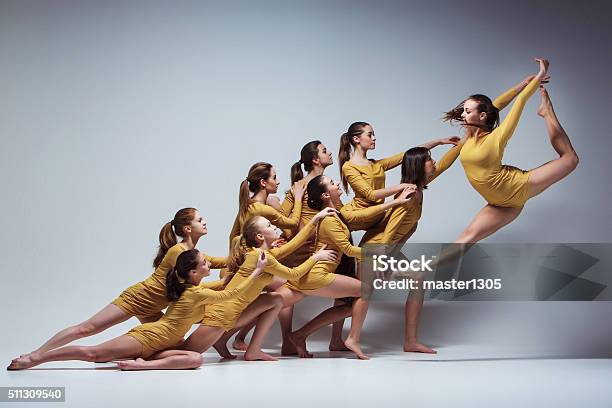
(180, 209, 339, 361)
(339, 122, 459, 241)
(18, 208, 227, 362)
(8, 249, 263, 370)
(276, 175, 413, 360)
(228, 162, 305, 248)
(444, 59, 578, 242)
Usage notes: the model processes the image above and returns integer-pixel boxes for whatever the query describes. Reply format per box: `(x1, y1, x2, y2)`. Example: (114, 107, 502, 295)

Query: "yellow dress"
(125, 277, 253, 358)
(285, 215, 362, 292)
(201, 223, 318, 330)
(362, 145, 462, 244)
(459, 77, 539, 208)
(341, 152, 404, 231)
(111, 243, 227, 320)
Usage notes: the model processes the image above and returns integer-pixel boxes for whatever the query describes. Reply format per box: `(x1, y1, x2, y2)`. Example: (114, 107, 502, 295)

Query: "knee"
(456, 228, 477, 244)
(75, 322, 97, 337)
(80, 346, 101, 362)
(269, 293, 285, 309)
(187, 352, 203, 369)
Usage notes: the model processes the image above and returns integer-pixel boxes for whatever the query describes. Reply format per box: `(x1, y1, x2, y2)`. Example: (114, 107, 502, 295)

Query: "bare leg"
(116, 349, 202, 370)
(26, 304, 132, 359)
(244, 294, 284, 361)
(455, 204, 523, 243)
(403, 277, 436, 353)
(329, 299, 350, 352)
(303, 276, 370, 360)
(291, 302, 352, 358)
(529, 86, 579, 198)
(8, 335, 142, 370)
(279, 305, 297, 356)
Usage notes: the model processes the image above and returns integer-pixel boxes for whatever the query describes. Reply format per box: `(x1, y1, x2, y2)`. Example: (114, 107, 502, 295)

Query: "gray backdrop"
(1, 0, 611, 357)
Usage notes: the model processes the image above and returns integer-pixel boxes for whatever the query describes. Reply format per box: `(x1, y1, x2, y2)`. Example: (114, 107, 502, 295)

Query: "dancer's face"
(316, 144, 333, 167)
(262, 167, 279, 194)
(256, 217, 280, 247)
(323, 176, 342, 201)
(353, 125, 376, 150)
(188, 211, 208, 237)
(190, 252, 212, 284)
(461, 99, 487, 126)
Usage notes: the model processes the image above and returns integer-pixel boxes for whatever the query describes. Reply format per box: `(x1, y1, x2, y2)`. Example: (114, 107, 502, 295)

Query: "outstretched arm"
(343, 163, 410, 201)
(494, 72, 550, 111)
(418, 137, 461, 150)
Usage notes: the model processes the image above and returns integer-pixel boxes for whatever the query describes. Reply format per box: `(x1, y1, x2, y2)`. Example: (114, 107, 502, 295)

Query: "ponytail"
(290, 161, 304, 184)
(338, 122, 369, 193)
(237, 162, 273, 225)
(165, 249, 200, 301)
(153, 207, 197, 268)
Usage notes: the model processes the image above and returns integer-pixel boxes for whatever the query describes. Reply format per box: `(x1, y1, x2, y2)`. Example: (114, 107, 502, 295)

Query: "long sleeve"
(203, 254, 228, 269)
(376, 152, 405, 171)
(264, 254, 317, 280)
(279, 190, 294, 217)
(319, 217, 362, 259)
(495, 77, 539, 148)
(343, 164, 378, 201)
(429, 144, 462, 183)
(257, 202, 302, 230)
(228, 214, 241, 248)
(340, 202, 388, 230)
(197, 278, 226, 290)
(193, 276, 254, 304)
(270, 222, 315, 260)
(493, 85, 520, 111)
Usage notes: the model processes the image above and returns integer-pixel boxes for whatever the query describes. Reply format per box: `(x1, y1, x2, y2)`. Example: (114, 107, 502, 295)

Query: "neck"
(259, 242, 270, 251)
(307, 165, 324, 178)
(354, 146, 368, 159)
(252, 189, 268, 204)
(181, 235, 199, 249)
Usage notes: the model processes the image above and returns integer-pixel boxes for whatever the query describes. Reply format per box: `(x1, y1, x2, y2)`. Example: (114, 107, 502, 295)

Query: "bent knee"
(268, 292, 285, 307)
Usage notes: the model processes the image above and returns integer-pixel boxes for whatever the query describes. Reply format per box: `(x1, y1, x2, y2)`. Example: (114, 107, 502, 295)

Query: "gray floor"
(3, 301, 612, 407)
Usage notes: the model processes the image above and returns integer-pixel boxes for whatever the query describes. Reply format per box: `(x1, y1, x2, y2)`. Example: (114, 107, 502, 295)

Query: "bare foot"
(213, 342, 237, 360)
(288, 332, 313, 358)
(344, 337, 369, 360)
(232, 338, 249, 351)
(7, 355, 38, 370)
(280, 341, 298, 356)
(537, 86, 553, 117)
(403, 342, 437, 354)
(328, 339, 350, 352)
(244, 350, 278, 361)
(115, 358, 148, 371)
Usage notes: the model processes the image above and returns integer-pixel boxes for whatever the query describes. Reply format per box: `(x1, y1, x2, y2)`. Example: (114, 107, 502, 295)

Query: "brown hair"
(227, 216, 265, 273)
(165, 249, 200, 301)
(238, 162, 273, 225)
(443, 94, 500, 133)
(290, 140, 321, 184)
(338, 122, 370, 192)
(153, 208, 197, 268)
(401, 147, 431, 189)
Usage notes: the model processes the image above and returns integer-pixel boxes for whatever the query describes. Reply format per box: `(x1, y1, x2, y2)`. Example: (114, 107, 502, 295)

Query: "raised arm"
(493, 72, 549, 111)
(194, 273, 255, 303)
(428, 143, 463, 183)
(377, 152, 405, 171)
(270, 222, 315, 260)
(278, 190, 295, 217)
(495, 59, 547, 147)
(203, 254, 228, 270)
(228, 214, 242, 248)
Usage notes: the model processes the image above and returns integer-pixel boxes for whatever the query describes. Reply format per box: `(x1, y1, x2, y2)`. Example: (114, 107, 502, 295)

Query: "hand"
(399, 183, 417, 191)
(250, 250, 268, 278)
(313, 207, 339, 223)
(313, 244, 340, 263)
(534, 58, 549, 80)
(521, 73, 550, 87)
(439, 136, 461, 146)
(270, 238, 287, 248)
(291, 180, 307, 201)
(393, 186, 416, 205)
